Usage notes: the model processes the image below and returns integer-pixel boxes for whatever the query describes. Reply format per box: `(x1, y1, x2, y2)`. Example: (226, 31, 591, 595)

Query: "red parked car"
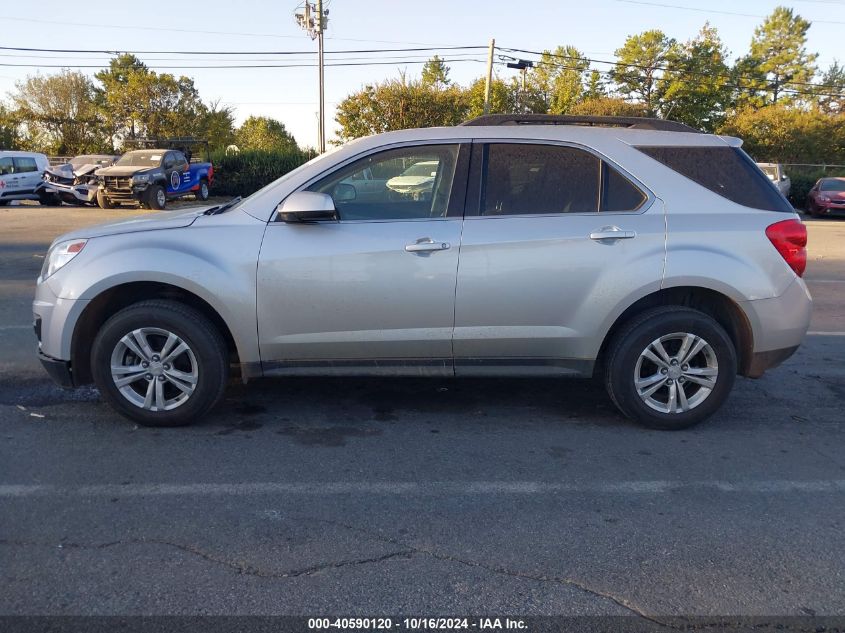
(806, 177, 845, 217)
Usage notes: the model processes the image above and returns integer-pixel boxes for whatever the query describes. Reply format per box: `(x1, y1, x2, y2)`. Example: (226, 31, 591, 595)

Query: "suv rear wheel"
(91, 300, 228, 426)
(604, 306, 737, 430)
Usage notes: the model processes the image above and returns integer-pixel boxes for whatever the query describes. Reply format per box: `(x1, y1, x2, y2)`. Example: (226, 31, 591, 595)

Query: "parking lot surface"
(1, 204, 844, 618)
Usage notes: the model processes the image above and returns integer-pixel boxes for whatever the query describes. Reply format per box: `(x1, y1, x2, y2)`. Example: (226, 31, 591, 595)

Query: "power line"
(0, 44, 487, 56)
(0, 58, 487, 70)
(501, 46, 845, 94)
(612, 0, 845, 24)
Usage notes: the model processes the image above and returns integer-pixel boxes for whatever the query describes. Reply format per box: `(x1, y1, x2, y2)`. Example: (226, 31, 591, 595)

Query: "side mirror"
(276, 191, 339, 223)
(333, 182, 357, 202)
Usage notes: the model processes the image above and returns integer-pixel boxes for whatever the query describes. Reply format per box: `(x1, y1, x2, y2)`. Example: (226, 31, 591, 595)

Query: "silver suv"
(33, 115, 812, 430)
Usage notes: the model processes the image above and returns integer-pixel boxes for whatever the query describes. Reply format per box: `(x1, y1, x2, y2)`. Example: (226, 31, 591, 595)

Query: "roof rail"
(459, 114, 700, 133)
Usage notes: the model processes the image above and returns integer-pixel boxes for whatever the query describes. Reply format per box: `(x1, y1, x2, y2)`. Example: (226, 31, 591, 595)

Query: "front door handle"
(405, 238, 451, 253)
(590, 226, 636, 241)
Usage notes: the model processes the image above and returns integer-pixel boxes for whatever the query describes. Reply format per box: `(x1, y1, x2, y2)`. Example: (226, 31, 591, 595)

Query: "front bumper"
(815, 203, 845, 215)
(38, 351, 75, 388)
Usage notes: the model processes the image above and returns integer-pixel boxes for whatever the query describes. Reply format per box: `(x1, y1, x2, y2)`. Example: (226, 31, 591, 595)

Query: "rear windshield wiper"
(204, 196, 242, 216)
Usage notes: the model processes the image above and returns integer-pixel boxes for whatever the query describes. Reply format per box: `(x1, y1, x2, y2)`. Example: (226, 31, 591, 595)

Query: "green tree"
(9, 70, 106, 154)
(747, 6, 817, 104)
(583, 70, 607, 100)
(96, 54, 212, 144)
(334, 78, 469, 142)
(816, 62, 845, 114)
(235, 116, 298, 151)
(0, 104, 21, 149)
(569, 97, 647, 117)
(198, 100, 237, 150)
(421, 55, 451, 88)
(610, 30, 676, 116)
(719, 105, 845, 164)
(528, 46, 590, 114)
(465, 76, 521, 118)
(660, 24, 734, 131)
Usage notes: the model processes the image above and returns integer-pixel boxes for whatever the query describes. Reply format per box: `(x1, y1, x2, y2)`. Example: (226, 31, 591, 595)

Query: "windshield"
(759, 164, 778, 180)
(70, 155, 114, 169)
(401, 162, 438, 177)
(820, 179, 845, 192)
(116, 151, 164, 167)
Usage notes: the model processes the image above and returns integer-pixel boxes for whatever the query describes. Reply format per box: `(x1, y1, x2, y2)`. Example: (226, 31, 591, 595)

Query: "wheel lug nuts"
(145, 373, 153, 380)
(152, 355, 160, 362)
(141, 361, 149, 368)
(660, 368, 668, 374)
(163, 364, 170, 370)
(667, 379, 674, 384)
(679, 377, 686, 383)
(682, 364, 689, 371)
(158, 375, 166, 381)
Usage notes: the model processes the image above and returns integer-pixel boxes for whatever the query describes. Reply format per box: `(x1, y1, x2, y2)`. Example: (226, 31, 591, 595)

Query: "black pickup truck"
(96, 142, 214, 210)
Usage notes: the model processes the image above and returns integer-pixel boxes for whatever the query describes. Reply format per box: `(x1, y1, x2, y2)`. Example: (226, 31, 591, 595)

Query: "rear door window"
(0, 157, 14, 175)
(477, 143, 645, 215)
(636, 146, 793, 212)
(13, 157, 38, 173)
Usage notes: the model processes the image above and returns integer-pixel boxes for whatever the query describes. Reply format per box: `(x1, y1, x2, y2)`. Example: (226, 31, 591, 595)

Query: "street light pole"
(316, 0, 325, 153)
(295, 1, 328, 153)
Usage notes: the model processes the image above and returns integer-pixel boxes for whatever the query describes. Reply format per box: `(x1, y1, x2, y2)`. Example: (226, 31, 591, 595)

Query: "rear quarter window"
(635, 146, 793, 212)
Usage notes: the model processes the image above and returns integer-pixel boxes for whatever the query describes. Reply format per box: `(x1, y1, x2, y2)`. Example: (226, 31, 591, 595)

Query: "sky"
(1, 0, 843, 148)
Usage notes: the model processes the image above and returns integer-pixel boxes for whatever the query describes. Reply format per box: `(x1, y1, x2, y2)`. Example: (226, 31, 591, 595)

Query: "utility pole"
(295, 1, 329, 152)
(483, 38, 495, 114)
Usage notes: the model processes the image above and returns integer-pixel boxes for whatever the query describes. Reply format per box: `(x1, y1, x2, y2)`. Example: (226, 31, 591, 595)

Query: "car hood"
(387, 176, 434, 188)
(96, 165, 155, 177)
(57, 207, 210, 241)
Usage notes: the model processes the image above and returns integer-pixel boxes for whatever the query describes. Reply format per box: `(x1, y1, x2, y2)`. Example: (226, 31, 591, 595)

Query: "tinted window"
(0, 157, 13, 175)
(820, 179, 845, 192)
(308, 144, 460, 221)
(636, 146, 793, 212)
(481, 144, 600, 215)
(14, 157, 38, 173)
(602, 163, 646, 211)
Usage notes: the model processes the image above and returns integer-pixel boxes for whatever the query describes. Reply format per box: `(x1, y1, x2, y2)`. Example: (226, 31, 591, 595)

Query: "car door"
(257, 142, 469, 375)
(0, 157, 18, 198)
(163, 151, 189, 194)
(453, 141, 665, 375)
(13, 156, 40, 193)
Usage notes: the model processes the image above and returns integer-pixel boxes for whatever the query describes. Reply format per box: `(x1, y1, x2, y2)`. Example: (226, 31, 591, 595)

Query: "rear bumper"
(741, 277, 812, 377)
(38, 351, 75, 388)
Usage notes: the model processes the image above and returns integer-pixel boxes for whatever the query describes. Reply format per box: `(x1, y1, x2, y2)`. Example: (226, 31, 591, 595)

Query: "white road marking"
(1, 480, 844, 499)
(0, 325, 31, 331)
(805, 279, 845, 283)
(808, 331, 845, 336)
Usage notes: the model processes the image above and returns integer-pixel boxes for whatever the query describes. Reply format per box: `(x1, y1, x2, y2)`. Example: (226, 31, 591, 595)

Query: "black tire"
(91, 300, 229, 427)
(196, 178, 209, 201)
(38, 190, 58, 206)
(146, 184, 166, 210)
(604, 306, 737, 430)
(96, 190, 113, 209)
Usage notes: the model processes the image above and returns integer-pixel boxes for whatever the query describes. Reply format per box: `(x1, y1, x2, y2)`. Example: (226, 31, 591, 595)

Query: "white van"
(0, 151, 50, 205)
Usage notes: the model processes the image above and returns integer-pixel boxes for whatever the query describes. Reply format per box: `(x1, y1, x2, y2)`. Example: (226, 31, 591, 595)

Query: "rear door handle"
(590, 226, 636, 241)
(405, 238, 451, 253)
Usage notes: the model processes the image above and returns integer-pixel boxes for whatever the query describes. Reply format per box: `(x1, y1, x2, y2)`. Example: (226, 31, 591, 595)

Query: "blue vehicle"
(96, 140, 214, 210)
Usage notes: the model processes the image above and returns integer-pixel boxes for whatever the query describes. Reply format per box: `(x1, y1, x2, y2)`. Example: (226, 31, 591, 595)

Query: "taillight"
(766, 219, 807, 277)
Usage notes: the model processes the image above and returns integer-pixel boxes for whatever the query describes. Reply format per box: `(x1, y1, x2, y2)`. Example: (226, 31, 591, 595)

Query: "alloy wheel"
(109, 327, 198, 411)
(633, 332, 719, 414)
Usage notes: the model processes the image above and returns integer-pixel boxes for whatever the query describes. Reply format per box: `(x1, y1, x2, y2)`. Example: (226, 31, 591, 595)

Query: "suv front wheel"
(91, 300, 228, 426)
(604, 306, 737, 430)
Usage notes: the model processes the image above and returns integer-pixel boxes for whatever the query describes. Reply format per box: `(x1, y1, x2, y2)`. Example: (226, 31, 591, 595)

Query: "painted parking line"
(0, 325, 31, 331)
(808, 331, 845, 336)
(1, 480, 845, 499)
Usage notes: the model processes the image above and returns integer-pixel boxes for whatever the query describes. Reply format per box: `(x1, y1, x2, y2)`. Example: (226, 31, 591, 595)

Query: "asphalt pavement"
(1, 204, 844, 620)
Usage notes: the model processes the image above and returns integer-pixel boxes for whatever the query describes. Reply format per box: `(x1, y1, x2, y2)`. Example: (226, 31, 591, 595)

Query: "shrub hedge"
(209, 149, 315, 197)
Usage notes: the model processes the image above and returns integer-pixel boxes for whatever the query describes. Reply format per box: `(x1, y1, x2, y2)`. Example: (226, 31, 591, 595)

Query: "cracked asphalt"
(1, 204, 844, 618)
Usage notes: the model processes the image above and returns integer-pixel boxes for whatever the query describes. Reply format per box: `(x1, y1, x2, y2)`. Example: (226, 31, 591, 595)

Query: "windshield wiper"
(204, 196, 242, 216)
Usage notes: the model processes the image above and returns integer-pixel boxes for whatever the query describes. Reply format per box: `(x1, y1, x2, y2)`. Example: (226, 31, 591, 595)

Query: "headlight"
(819, 195, 830, 202)
(133, 174, 150, 183)
(40, 239, 87, 280)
